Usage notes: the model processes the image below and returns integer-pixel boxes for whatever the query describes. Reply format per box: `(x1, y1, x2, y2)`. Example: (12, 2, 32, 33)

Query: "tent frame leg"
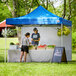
(5, 24, 7, 62)
(61, 24, 63, 47)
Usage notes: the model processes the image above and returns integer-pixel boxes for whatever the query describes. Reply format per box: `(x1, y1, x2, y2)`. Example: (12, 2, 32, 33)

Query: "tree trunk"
(46, 0, 48, 10)
(13, 0, 19, 17)
(16, 27, 21, 45)
(50, 2, 57, 15)
(68, 0, 71, 20)
(41, 0, 46, 8)
(27, 0, 40, 14)
(13, 0, 21, 45)
(27, 0, 34, 14)
(63, 0, 66, 18)
(36, 0, 40, 6)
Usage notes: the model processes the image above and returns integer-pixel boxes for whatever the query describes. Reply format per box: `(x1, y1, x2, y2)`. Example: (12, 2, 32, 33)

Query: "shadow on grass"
(68, 60, 76, 64)
(72, 50, 76, 53)
(0, 56, 4, 62)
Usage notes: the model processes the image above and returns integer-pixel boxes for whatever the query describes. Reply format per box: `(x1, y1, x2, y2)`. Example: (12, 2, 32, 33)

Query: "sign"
(52, 47, 67, 63)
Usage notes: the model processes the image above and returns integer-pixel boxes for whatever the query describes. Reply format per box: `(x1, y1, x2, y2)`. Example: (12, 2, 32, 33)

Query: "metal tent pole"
(61, 24, 63, 47)
(5, 24, 7, 62)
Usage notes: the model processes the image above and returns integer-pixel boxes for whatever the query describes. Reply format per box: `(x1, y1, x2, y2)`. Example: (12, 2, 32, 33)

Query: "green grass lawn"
(0, 38, 76, 76)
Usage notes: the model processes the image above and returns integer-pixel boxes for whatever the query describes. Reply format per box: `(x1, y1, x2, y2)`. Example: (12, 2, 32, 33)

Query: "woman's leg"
(35, 45, 38, 50)
(24, 52, 27, 62)
(20, 51, 24, 62)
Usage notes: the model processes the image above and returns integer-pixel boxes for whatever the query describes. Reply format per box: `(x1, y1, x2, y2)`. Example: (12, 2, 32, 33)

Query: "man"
(20, 32, 30, 62)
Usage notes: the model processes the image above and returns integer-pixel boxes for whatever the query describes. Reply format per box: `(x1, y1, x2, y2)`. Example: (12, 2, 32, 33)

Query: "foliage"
(0, 0, 75, 29)
(47, 45, 56, 48)
(72, 32, 76, 49)
(2, 28, 17, 37)
(71, 0, 76, 32)
(0, 0, 75, 30)
(56, 0, 76, 32)
(0, 2, 12, 22)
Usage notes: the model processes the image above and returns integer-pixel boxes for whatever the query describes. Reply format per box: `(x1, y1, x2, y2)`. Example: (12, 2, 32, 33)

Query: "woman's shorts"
(21, 45, 29, 53)
(32, 41, 39, 45)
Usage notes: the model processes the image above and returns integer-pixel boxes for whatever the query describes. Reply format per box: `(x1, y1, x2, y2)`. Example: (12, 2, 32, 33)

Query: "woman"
(31, 28, 40, 50)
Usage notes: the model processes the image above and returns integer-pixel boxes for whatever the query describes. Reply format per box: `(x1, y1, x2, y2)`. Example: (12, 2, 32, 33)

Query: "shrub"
(10, 42, 15, 45)
(2, 28, 17, 37)
(72, 32, 76, 49)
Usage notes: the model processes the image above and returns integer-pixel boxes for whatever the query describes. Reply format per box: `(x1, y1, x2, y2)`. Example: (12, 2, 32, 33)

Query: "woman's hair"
(25, 32, 30, 36)
(33, 28, 38, 31)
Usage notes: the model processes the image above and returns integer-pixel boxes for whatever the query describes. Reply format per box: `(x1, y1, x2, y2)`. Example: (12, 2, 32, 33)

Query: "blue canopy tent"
(5, 6, 72, 62)
(6, 6, 72, 26)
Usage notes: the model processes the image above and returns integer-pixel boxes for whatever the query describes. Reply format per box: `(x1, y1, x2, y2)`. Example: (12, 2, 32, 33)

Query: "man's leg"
(20, 51, 24, 62)
(24, 52, 27, 62)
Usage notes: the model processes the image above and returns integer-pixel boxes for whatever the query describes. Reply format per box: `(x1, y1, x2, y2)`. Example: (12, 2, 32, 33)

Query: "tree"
(0, 0, 41, 44)
(1, 0, 75, 43)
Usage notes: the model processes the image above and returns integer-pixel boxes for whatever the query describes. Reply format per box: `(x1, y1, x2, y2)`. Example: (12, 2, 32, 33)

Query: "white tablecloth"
(8, 49, 54, 62)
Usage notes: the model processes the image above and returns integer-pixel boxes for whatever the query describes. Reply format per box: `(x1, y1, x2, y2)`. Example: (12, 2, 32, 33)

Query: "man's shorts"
(21, 45, 29, 53)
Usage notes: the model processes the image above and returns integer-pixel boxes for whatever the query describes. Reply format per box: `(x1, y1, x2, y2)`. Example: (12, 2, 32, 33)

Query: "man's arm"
(19, 37, 23, 48)
(31, 38, 34, 41)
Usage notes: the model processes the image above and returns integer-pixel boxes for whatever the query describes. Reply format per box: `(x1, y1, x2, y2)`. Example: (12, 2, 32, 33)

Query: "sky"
(53, 0, 63, 8)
